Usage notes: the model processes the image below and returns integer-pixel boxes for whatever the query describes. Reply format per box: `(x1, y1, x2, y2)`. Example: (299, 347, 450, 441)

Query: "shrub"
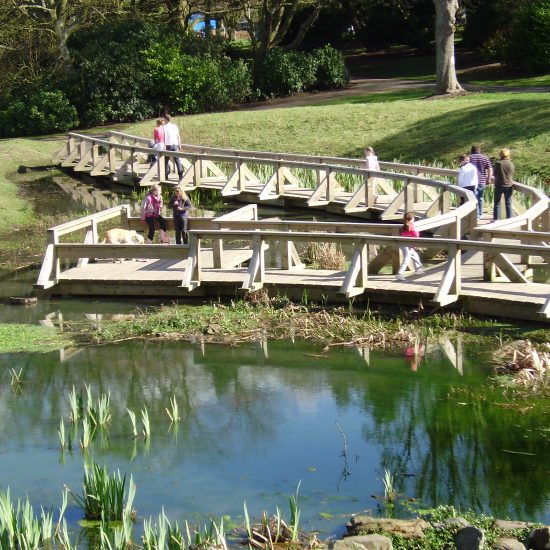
(310, 45, 349, 90)
(66, 18, 161, 125)
(0, 89, 78, 137)
(505, 0, 550, 72)
(145, 42, 253, 114)
(255, 48, 316, 98)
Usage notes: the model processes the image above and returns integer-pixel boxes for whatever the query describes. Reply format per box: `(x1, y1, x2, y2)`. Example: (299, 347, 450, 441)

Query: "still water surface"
(1, 336, 550, 542)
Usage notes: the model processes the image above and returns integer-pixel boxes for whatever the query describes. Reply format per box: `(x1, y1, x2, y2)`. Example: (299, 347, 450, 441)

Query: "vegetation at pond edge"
(0, 323, 71, 354)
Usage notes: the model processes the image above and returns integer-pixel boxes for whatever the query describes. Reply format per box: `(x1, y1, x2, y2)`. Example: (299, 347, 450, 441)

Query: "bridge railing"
(182, 228, 550, 317)
(53, 132, 476, 231)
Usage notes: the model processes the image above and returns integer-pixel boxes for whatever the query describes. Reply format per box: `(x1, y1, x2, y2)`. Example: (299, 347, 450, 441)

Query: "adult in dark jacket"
(492, 148, 515, 220)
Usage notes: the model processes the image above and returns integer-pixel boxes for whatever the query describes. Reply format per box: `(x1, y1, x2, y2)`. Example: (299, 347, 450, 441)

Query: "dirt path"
(241, 77, 549, 111)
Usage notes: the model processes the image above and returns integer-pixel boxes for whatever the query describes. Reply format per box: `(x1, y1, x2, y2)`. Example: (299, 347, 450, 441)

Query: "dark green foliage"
(0, 89, 79, 137)
(65, 18, 162, 125)
(144, 40, 253, 114)
(310, 45, 349, 90)
(505, 0, 550, 72)
(255, 48, 317, 98)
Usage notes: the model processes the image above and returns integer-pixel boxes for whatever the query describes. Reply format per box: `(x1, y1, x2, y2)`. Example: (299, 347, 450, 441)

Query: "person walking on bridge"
(457, 154, 478, 206)
(469, 145, 492, 218)
(163, 114, 184, 181)
(492, 148, 515, 220)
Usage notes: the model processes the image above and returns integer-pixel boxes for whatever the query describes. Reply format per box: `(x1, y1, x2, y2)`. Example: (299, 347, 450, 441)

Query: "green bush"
(0, 89, 78, 137)
(255, 48, 316, 98)
(145, 41, 253, 114)
(505, 0, 550, 72)
(310, 45, 349, 90)
(66, 19, 161, 125)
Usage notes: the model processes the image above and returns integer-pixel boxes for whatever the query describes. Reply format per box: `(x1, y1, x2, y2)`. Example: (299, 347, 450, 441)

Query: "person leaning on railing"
(492, 148, 515, 221)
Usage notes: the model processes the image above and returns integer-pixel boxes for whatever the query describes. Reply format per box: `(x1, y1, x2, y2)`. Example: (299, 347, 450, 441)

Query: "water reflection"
(0, 338, 549, 536)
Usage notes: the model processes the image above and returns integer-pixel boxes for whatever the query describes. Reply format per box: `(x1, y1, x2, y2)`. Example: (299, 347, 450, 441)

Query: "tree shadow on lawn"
(346, 98, 550, 166)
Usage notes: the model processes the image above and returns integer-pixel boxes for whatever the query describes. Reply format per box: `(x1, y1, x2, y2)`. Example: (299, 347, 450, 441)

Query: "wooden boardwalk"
(40, 134, 550, 323)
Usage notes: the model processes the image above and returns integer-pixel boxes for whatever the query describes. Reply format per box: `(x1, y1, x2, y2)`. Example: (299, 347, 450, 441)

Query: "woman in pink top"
(140, 184, 170, 243)
(396, 212, 424, 281)
(149, 118, 165, 167)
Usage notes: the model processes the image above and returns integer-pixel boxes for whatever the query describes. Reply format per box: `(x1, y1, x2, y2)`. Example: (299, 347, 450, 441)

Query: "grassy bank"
(0, 138, 59, 232)
(126, 92, 550, 183)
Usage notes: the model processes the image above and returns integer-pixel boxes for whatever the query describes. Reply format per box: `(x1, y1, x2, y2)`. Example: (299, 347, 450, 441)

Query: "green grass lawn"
(467, 75, 550, 87)
(0, 137, 59, 232)
(126, 92, 550, 184)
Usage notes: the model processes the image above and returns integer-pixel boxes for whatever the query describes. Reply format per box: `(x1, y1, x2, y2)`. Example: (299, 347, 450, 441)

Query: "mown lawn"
(126, 92, 550, 183)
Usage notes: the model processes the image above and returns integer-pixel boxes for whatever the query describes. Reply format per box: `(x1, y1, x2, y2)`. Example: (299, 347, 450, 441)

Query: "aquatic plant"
(303, 242, 346, 270)
(80, 416, 93, 449)
(141, 406, 150, 438)
(127, 408, 138, 439)
(494, 340, 550, 389)
(72, 462, 135, 522)
(67, 386, 82, 423)
(382, 469, 397, 503)
(166, 395, 180, 423)
(0, 487, 68, 549)
(59, 418, 66, 449)
(142, 510, 226, 550)
(242, 483, 303, 548)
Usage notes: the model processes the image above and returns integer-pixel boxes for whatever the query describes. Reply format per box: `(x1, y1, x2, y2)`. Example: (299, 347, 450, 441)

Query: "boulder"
(330, 534, 393, 550)
(493, 520, 534, 531)
(493, 537, 526, 550)
(455, 526, 485, 550)
(432, 517, 470, 531)
(346, 516, 429, 539)
(527, 527, 550, 550)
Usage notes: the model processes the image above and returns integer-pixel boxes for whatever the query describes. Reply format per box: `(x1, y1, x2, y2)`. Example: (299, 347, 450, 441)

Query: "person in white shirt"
(163, 114, 184, 180)
(364, 146, 380, 171)
(457, 154, 478, 206)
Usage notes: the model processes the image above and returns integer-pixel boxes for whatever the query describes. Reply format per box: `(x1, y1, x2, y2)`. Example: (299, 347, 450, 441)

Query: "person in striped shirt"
(469, 145, 493, 218)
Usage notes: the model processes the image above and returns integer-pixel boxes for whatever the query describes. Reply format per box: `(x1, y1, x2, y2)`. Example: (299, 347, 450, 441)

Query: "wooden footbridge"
(37, 131, 550, 322)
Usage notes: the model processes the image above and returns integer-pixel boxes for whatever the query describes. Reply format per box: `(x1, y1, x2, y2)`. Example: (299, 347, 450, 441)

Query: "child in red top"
(396, 212, 424, 281)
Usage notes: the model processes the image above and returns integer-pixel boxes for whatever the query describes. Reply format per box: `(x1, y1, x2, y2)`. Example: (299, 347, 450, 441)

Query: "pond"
(3, 169, 550, 546)
(1, 334, 550, 545)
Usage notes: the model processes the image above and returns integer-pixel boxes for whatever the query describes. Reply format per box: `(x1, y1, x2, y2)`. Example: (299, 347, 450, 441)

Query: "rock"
(432, 517, 471, 531)
(330, 534, 393, 550)
(346, 516, 429, 539)
(203, 323, 223, 335)
(528, 527, 550, 550)
(455, 526, 485, 550)
(493, 537, 526, 550)
(494, 520, 534, 531)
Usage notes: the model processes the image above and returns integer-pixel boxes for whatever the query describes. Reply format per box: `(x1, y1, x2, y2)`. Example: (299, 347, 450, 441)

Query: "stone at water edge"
(528, 527, 550, 550)
(346, 516, 429, 539)
(329, 534, 393, 550)
(493, 537, 526, 550)
(493, 520, 534, 531)
(455, 525, 485, 550)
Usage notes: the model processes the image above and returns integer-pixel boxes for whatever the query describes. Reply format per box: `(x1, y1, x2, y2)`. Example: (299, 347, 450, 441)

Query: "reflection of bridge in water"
(39, 132, 550, 322)
(41, 309, 467, 374)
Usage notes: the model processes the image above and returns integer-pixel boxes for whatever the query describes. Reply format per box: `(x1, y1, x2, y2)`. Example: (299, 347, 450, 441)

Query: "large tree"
(433, 0, 463, 94)
(13, 0, 121, 73)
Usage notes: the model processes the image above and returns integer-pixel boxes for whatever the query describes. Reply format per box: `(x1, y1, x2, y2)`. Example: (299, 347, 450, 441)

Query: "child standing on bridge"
(140, 184, 170, 244)
(395, 212, 424, 281)
(168, 186, 193, 245)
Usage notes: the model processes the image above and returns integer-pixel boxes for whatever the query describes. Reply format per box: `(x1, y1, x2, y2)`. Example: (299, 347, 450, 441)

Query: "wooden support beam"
(340, 242, 368, 297)
(181, 235, 201, 290)
(243, 234, 266, 290)
(281, 241, 304, 270)
(492, 253, 531, 283)
(432, 244, 461, 306)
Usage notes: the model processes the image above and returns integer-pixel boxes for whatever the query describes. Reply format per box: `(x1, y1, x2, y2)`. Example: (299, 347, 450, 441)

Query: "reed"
(0, 487, 61, 549)
(80, 416, 93, 449)
(166, 395, 180, 423)
(141, 407, 150, 438)
(67, 385, 83, 423)
(72, 462, 134, 522)
(59, 418, 66, 449)
(382, 469, 397, 503)
(242, 483, 303, 548)
(127, 408, 138, 439)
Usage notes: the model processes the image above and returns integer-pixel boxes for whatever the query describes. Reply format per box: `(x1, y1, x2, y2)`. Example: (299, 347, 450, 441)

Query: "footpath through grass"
(126, 92, 550, 183)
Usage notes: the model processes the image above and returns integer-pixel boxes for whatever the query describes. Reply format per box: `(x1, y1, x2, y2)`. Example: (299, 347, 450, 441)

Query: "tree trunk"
(433, 0, 464, 95)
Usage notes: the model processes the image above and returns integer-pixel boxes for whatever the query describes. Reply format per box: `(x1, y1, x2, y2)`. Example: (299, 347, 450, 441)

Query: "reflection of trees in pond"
(1, 338, 550, 520)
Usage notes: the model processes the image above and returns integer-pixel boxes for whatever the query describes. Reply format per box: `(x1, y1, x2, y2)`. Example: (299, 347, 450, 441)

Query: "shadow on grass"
(346, 98, 550, 165)
(313, 89, 430, 107)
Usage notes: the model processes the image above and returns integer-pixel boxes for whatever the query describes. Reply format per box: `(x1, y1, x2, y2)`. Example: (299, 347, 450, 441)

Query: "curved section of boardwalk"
(41, 135, 550, 323)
